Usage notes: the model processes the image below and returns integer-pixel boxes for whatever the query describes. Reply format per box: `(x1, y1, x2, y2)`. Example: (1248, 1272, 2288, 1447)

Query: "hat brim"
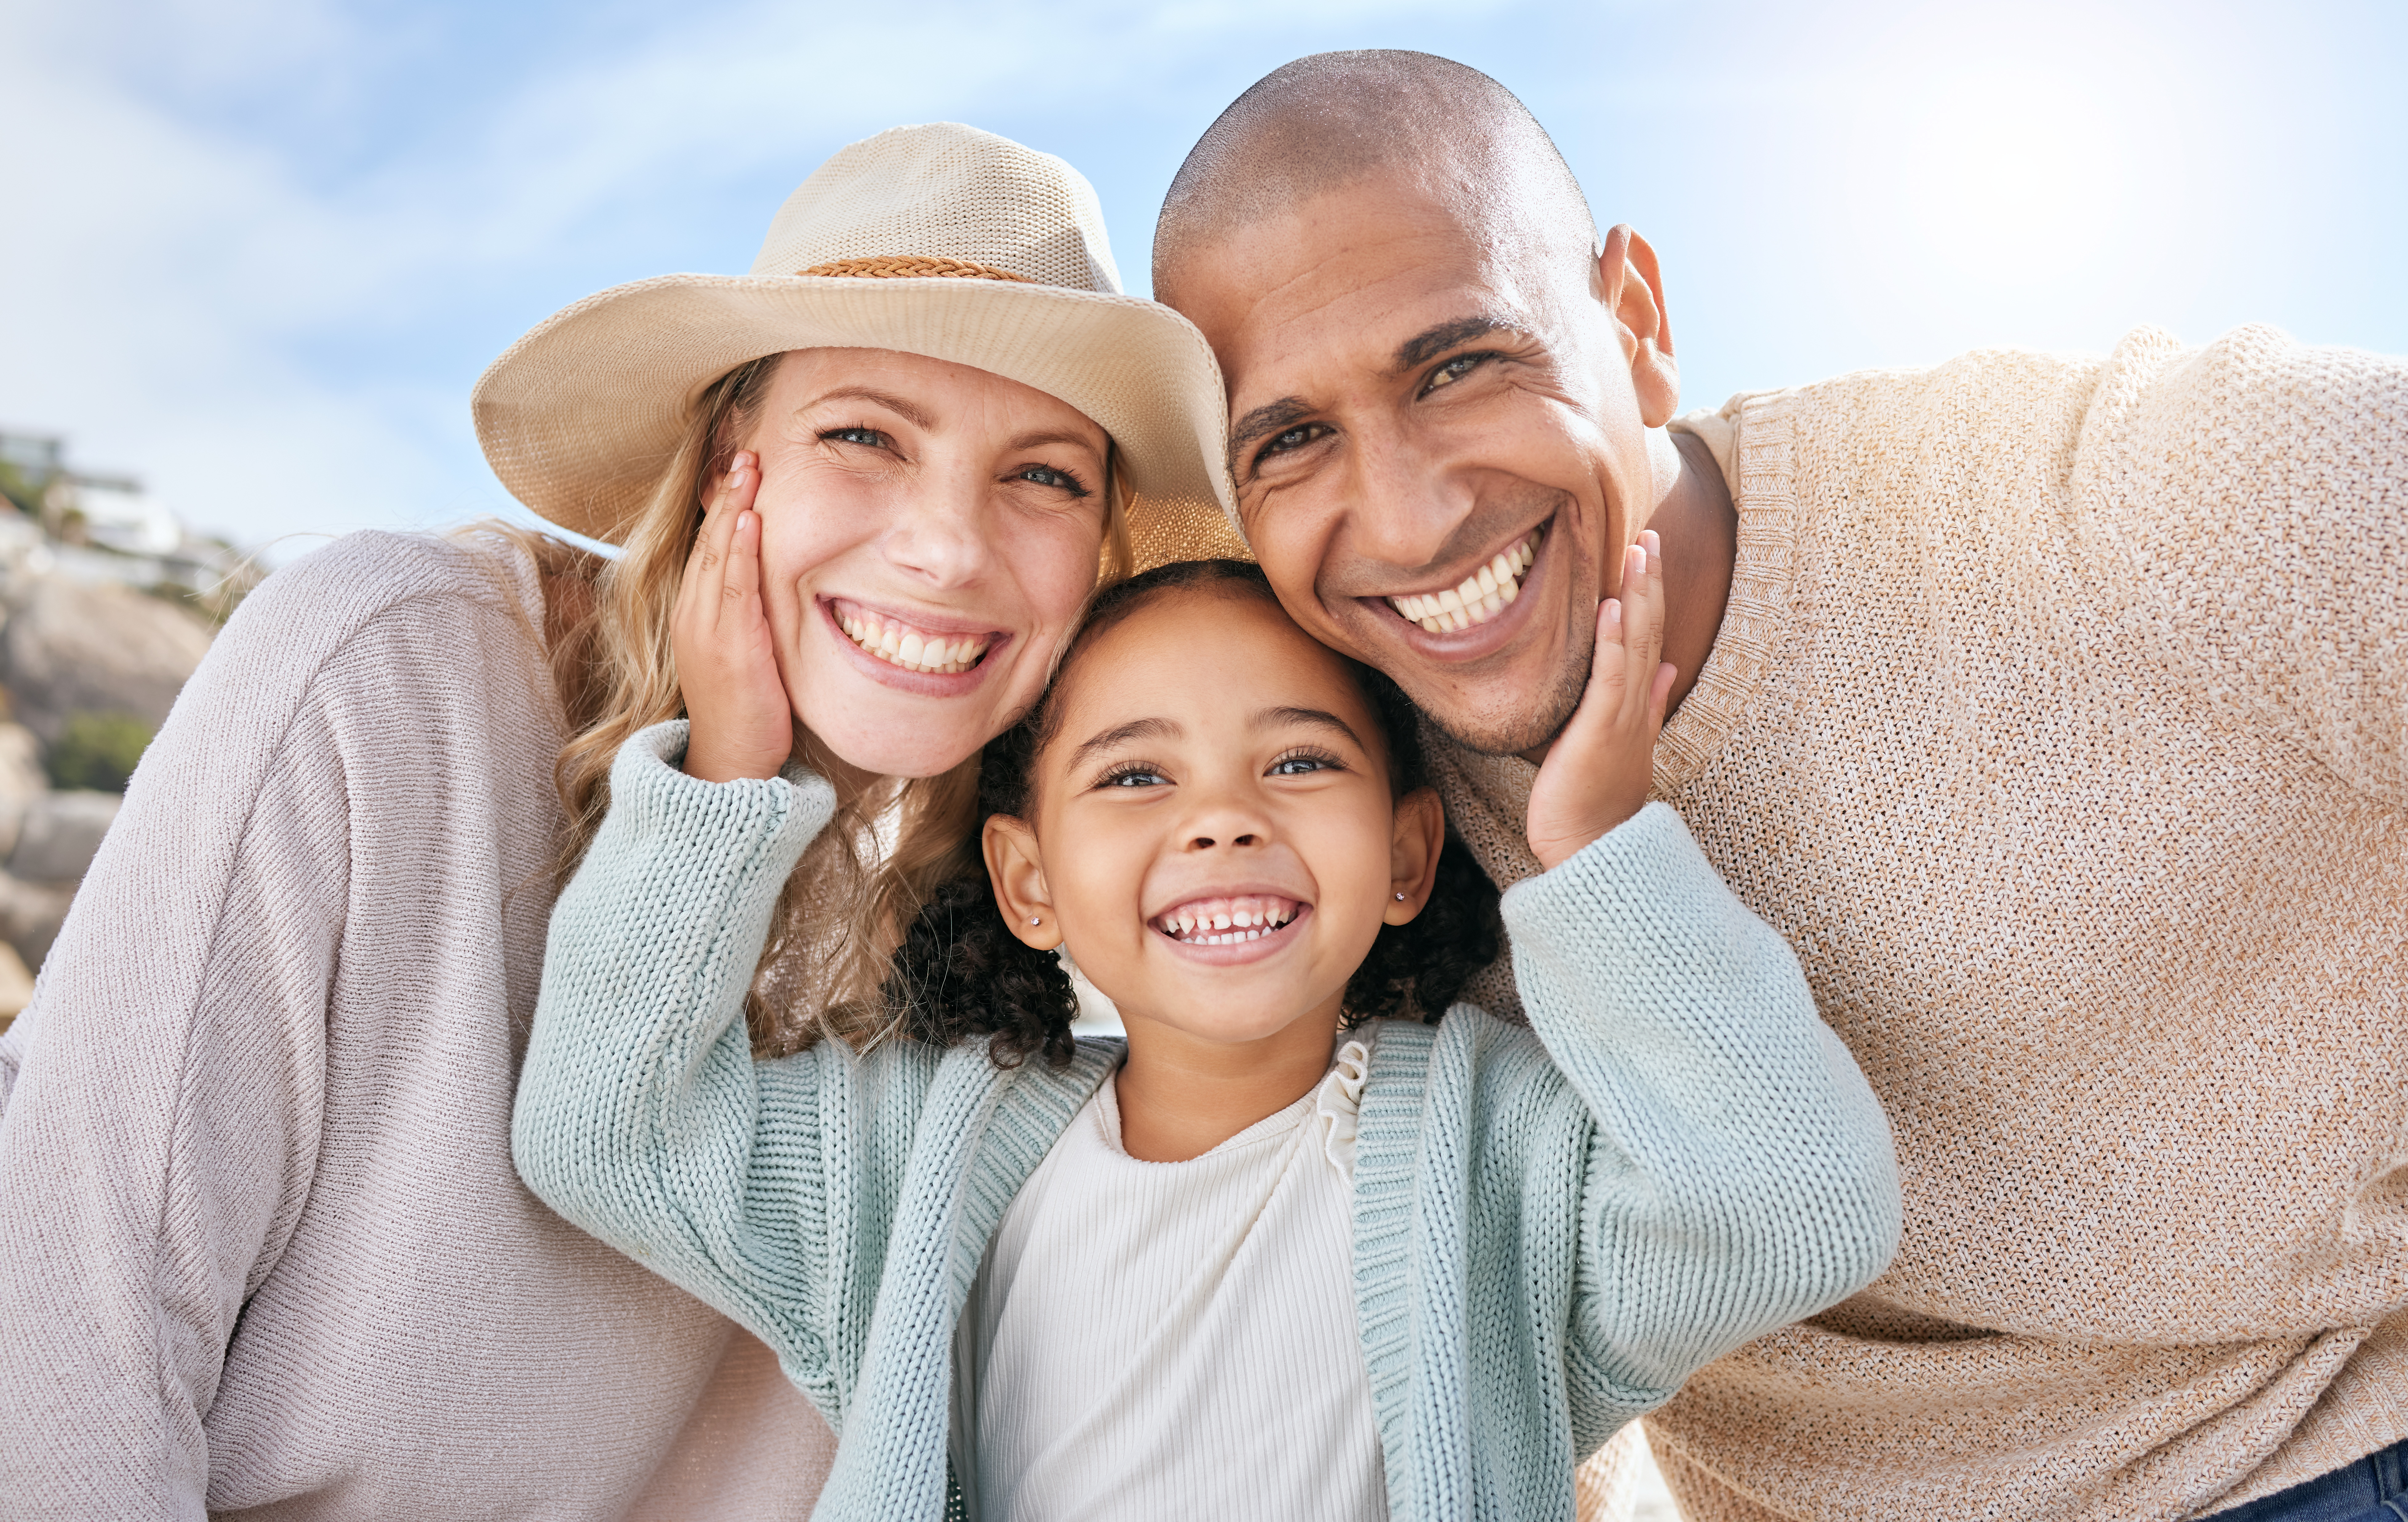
(472, 273, 1241, 550)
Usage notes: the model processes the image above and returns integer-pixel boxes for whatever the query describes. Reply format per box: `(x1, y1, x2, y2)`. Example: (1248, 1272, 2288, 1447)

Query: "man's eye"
(824, 427, 891, 448)
(1262, 423, 1328, 457)
(1425, 355, 1485, 392)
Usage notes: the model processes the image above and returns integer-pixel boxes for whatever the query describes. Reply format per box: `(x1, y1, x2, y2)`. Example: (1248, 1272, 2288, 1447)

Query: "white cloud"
(0, 0, 1500, 552)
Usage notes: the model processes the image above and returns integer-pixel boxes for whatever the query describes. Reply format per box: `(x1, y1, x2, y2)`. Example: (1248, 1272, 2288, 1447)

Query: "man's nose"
(1341, 418, 1475, 572)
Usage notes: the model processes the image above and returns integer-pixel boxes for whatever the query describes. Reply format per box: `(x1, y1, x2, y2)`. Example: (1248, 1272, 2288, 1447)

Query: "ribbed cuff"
(1499, 801, 1712, 946)
(607, 720, 838, 880)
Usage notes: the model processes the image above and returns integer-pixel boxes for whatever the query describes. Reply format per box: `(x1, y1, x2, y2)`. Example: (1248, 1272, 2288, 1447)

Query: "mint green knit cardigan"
(514, 724, 1900, 1521)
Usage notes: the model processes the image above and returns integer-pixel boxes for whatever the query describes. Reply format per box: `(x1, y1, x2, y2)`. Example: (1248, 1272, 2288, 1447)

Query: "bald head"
(1153, 51, 1597, 309)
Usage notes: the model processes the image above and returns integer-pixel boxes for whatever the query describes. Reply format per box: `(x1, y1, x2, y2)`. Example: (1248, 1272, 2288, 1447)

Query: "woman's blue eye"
(1017, 464, 1088, 495)
(826, 427, 889, 448)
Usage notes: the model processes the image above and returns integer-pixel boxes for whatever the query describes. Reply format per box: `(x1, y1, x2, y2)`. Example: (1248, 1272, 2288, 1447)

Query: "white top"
(966, 1036, 1383, 1522)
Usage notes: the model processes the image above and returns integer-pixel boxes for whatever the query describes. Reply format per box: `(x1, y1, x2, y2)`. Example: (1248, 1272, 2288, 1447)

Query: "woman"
(0, 122, 1238, 1519)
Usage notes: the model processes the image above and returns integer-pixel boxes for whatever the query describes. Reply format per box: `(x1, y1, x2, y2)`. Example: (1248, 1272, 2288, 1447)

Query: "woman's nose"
(881, 468, 993, 588)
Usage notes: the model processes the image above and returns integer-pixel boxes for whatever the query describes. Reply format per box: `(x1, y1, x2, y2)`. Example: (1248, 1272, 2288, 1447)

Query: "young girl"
(514, 547, 1901, 1521)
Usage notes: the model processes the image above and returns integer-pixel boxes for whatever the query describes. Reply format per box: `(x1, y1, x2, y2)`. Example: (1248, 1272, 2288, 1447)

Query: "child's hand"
(1525, 531, 1677, 870)
(672, 453, 794, 783)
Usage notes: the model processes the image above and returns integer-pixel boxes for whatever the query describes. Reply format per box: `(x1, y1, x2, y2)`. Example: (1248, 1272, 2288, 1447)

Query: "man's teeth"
(1386, 528, 1541, 634)
(838, 611, 990, 674)
(1153, 897, 1302, 945)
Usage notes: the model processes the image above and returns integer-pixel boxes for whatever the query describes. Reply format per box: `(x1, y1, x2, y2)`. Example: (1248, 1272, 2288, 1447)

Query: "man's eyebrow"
(1255, 705, 1365, 748)
(802, 385, 937, 430)
(1071, 716, 1182, 766)
(1394, 314, 1524, 372)
(1226, 396, 1314, 480)
(1225, 316, 1531, 482)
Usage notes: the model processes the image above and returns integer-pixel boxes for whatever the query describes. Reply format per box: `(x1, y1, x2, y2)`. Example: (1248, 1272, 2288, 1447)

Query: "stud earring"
(1030, 915, 1041, 926)
(1394, 891, 1407, 902)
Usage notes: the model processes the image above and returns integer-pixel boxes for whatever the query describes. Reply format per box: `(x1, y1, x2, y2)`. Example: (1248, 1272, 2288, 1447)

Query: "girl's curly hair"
(882, 559, 1502, 1070)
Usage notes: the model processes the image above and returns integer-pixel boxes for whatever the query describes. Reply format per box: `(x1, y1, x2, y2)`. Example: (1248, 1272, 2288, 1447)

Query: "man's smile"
(1382, 523, 1545, 634)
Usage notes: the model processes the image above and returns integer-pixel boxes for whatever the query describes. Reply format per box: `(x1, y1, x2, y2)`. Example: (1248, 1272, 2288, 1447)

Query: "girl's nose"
(1185, 829, 1261, 850)
(881, 469, 993, 588)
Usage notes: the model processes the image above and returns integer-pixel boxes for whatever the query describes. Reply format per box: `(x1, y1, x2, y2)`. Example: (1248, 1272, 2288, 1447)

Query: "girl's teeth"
(1386, 527, 1542, 634)
(1155, 899, 1299, 942)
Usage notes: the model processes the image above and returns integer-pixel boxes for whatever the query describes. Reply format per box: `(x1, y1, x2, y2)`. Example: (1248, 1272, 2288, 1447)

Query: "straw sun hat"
(473, 122, 1247, 566)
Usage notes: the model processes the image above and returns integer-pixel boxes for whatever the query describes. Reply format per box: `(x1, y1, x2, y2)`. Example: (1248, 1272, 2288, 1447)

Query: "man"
(1154, 50, 2406, 1522)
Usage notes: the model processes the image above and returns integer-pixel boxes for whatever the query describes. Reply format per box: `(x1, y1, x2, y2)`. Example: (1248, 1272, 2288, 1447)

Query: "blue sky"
(3, 0, 2402, 553)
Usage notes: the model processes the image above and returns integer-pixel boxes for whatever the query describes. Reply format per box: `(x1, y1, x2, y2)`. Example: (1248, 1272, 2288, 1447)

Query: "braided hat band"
(796, 255, 1033, 283)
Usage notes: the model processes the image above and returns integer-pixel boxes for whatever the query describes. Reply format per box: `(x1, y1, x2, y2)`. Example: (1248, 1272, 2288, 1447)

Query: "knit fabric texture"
(0, 532, 833, 1520)
(512, 724, 1902, 1522)
(965, 1059, 1381, 1520)
(1427, 326, 2408, 1521)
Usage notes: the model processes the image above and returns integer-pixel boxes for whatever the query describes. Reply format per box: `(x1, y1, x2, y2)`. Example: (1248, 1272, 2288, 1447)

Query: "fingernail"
(1604, 597, 1622, 629)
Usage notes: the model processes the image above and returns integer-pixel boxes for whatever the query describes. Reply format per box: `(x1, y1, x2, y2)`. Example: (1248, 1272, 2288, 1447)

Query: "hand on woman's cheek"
(674, 453, 801, 783)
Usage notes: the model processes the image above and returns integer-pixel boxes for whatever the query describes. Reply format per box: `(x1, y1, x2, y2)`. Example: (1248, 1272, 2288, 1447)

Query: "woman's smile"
(820, 596, 1005, 680)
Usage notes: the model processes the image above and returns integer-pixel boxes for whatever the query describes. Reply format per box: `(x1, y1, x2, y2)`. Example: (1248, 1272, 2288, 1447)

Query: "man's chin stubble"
(1411, 643, 1593, 760)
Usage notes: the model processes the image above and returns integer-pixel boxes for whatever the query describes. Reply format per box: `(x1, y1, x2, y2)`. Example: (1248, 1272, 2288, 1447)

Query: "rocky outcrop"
(1, 576, 214, 746)
(0, 723, 45, 860)
(0, 573, 217, 999)
(11, 791, 122, 883)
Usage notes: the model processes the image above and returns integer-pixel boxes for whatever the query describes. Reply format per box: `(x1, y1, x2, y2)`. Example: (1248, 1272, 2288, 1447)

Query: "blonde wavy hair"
(529, 352, 1132, 1055)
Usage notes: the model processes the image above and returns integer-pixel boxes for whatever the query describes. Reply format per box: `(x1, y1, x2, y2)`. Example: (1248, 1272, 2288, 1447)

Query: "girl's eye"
(1267, 750, 1343, 777)
(1423, 354, 1487, 393)
(1015, 464, 1090, 496)
(1097, 764, 1169, 789)
(823, 426, 891, 449)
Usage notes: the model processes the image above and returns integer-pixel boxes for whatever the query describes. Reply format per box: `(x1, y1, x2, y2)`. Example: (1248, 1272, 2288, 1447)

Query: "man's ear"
(982, 814, 1060, 950)
(1385, 787, 1447, 926)
(1596, 224, 1681, 429)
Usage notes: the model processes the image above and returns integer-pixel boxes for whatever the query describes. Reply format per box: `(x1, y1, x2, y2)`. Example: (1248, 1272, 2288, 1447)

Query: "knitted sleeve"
(2093, 326, 2408, 805)
(1499, 803, 1903, 1407)
(511, 722, 862, 1405)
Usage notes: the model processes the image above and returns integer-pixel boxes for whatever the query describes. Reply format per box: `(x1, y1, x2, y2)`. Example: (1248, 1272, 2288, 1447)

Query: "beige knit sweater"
(0, 532, 834, 1519)
(1432, 327, 2406, 1521)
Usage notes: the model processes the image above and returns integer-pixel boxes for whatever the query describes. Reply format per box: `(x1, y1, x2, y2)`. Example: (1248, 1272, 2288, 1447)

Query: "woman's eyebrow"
(801, 385, 936, 428)
(1071, 716, 1182, 766)
(1254, 706, 1363, 748)
(1006, 428, 1105, 456)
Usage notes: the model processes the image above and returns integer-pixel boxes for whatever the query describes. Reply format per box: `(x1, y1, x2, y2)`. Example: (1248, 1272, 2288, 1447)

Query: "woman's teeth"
(838, 611, 990, 675)
(1387, 527, 1541, 634)
(1153, 897, 1302, 946)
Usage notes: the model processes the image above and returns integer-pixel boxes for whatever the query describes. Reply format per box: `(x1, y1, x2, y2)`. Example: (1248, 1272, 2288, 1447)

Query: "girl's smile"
(1148, 894, 1312, 963)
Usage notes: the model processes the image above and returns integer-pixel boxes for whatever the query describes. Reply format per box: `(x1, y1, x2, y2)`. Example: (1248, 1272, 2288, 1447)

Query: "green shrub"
(47, 711, 156, 793)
